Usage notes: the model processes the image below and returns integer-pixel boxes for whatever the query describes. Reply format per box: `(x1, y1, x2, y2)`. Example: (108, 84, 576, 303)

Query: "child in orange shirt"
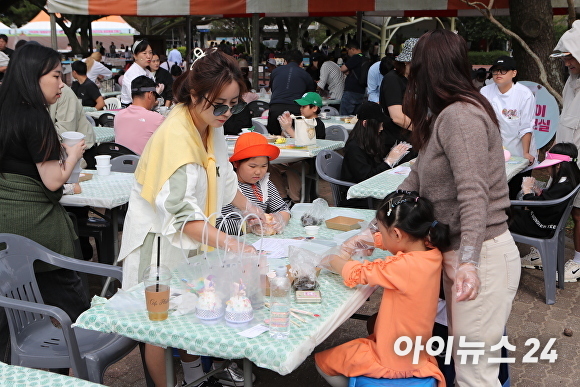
(316, 190, 449, 387)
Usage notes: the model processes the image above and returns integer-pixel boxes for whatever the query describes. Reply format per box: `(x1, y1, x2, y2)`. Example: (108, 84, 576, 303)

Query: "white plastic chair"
(104, 97, 121, 110)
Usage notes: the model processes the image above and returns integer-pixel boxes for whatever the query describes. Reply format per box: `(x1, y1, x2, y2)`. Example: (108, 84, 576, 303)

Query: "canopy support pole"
(50, 13, 57, 50)
(380, 17, 389, 59)
(252, 13, 260, 89)
(186, 16, 192, 65)
(356, 12, 363, 47)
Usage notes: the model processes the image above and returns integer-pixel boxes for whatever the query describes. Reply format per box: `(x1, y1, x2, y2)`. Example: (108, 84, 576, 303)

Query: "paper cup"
(61, 132, 85, 183)
(96, 165, 111, 176)
(61, 131, 85, 146)
(95, 155, 111, 166)
(320, 112, 328, 119)
(143, 265, 172, 321)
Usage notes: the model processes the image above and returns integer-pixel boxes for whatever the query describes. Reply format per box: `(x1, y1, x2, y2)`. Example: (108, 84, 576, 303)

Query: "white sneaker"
(564, 260, 580, 282)
(521, 247, 542, 269)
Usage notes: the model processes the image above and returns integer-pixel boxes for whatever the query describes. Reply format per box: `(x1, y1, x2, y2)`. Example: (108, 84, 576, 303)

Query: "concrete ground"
(91, 180, 580, 386)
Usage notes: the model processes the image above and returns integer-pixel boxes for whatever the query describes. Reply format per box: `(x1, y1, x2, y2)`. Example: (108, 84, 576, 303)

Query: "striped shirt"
(216, 175, 290, 235)
(318, 61, 345, 100)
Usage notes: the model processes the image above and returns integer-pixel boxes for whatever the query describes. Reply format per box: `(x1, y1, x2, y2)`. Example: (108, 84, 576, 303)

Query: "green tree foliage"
(0, 0, 42, 27)
(458, 16, 511, 51)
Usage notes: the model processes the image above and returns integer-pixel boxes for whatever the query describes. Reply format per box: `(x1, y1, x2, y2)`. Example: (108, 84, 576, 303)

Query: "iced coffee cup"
(142, 265, 172, 321)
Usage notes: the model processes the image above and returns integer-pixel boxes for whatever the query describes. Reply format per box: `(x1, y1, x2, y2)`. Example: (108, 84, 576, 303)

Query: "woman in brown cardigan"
(398, 30, 520, 386)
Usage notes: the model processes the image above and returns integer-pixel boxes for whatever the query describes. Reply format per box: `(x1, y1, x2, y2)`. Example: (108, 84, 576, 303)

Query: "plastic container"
(96, 165, 111, 176)
(269, 266, 291, 339)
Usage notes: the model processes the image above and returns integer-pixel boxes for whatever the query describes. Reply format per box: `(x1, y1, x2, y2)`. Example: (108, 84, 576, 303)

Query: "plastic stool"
(349, 376, 437, 387)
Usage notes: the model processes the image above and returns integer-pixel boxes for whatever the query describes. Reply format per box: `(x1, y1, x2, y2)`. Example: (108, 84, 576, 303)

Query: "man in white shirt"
(480, 55, 537, 199)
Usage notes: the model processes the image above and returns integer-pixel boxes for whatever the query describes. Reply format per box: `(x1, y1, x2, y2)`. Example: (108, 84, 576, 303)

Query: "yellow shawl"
(135, 103, 218, 225)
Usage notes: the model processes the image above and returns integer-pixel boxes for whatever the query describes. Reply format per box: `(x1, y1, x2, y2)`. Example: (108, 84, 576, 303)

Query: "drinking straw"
(156, 236, 161, 292)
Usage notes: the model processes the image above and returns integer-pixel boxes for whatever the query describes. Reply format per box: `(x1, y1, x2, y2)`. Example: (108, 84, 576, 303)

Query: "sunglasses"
(491, 69, 511, 75)
(203, 96, 247, 116)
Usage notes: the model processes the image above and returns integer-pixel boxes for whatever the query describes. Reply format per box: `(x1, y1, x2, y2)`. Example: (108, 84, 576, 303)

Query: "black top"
(223, 105, 253, 135)
(269, 62, 316, 105)
(341, 140, 390, 184)
(344, 54, 366, 94)
(71, 78, 101, 107)
(0, 114, 60, 181)
(379, 69, 408, 134)
(153, 67, 174, 104)
(509, 180, 576, 238)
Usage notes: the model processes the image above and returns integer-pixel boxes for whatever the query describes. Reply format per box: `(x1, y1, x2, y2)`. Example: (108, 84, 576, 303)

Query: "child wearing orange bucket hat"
(217, 132, 291, 235)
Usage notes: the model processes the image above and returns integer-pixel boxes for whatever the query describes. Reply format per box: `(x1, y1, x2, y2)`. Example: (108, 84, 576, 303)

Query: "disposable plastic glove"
(249, 212, 287, 235)
(318, 246, 351, 274)
(339, 224, 376, 258)
(384, 142, 412, 167)
(455, 263, 480, 302)
(222, 236, 257, 255)
(241, 201, 266, 223)
(277, 111, 294, 137)
(521, 176, 536, 195)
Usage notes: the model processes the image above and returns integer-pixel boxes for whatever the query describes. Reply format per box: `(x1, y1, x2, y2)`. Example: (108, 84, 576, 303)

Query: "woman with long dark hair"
(120, 40, 154, 106)
(342, 102, 411, 184)
(0, 43, 88, 363)
(398, 30, 520, 386)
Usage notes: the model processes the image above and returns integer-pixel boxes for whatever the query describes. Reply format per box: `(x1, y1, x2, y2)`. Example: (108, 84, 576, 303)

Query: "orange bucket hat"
(229, 132, 280, 162)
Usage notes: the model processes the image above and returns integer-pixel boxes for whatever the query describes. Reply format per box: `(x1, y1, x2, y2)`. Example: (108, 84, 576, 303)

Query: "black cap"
(490, 56, 517, 71)
(356, 102, 389, 123)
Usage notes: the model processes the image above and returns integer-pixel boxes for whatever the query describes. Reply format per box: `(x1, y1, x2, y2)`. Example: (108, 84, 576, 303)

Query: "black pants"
(267, 103, 301, 135)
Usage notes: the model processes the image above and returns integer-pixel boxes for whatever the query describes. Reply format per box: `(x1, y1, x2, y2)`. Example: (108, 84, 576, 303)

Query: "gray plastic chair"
(321, 106, 340, 116)
(85, 114, 96, 127)
(0, 233, 138, 383)
(325, 125, 349, 142)
(510, 183, 580, 305)
(251, 119, 269, 134)
(111, 154, 140, 173)
(315, 150, 372, 208)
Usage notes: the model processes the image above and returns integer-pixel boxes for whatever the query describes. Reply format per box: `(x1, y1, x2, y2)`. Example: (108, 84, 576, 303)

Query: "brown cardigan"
(399, 102, 510, 261)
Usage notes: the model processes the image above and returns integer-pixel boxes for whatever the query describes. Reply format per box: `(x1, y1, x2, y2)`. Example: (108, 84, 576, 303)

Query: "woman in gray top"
(399, 30, 521, 386)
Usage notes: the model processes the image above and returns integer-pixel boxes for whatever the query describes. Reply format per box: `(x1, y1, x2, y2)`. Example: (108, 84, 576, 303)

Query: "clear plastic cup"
(142, 265, 172, 321)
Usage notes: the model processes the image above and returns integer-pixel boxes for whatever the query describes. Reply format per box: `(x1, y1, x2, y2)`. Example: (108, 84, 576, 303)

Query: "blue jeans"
(339, 91, 365, 115)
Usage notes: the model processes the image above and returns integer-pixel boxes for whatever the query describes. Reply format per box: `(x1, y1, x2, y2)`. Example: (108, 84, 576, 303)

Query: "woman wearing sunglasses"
(118, 49, 259, 386)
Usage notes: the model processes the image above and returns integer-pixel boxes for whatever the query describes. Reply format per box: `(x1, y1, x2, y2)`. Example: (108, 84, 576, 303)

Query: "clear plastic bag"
(288, 246, 323, 290)
(300, 198, 330, 226)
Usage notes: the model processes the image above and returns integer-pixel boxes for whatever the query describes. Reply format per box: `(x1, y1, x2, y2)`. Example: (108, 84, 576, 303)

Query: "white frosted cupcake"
(195, 278, 224, 320)
(225, 281, 254, 323)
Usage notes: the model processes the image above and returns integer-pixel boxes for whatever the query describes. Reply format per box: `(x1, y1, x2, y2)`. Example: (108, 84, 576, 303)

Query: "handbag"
(293, 116, 317, 146)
